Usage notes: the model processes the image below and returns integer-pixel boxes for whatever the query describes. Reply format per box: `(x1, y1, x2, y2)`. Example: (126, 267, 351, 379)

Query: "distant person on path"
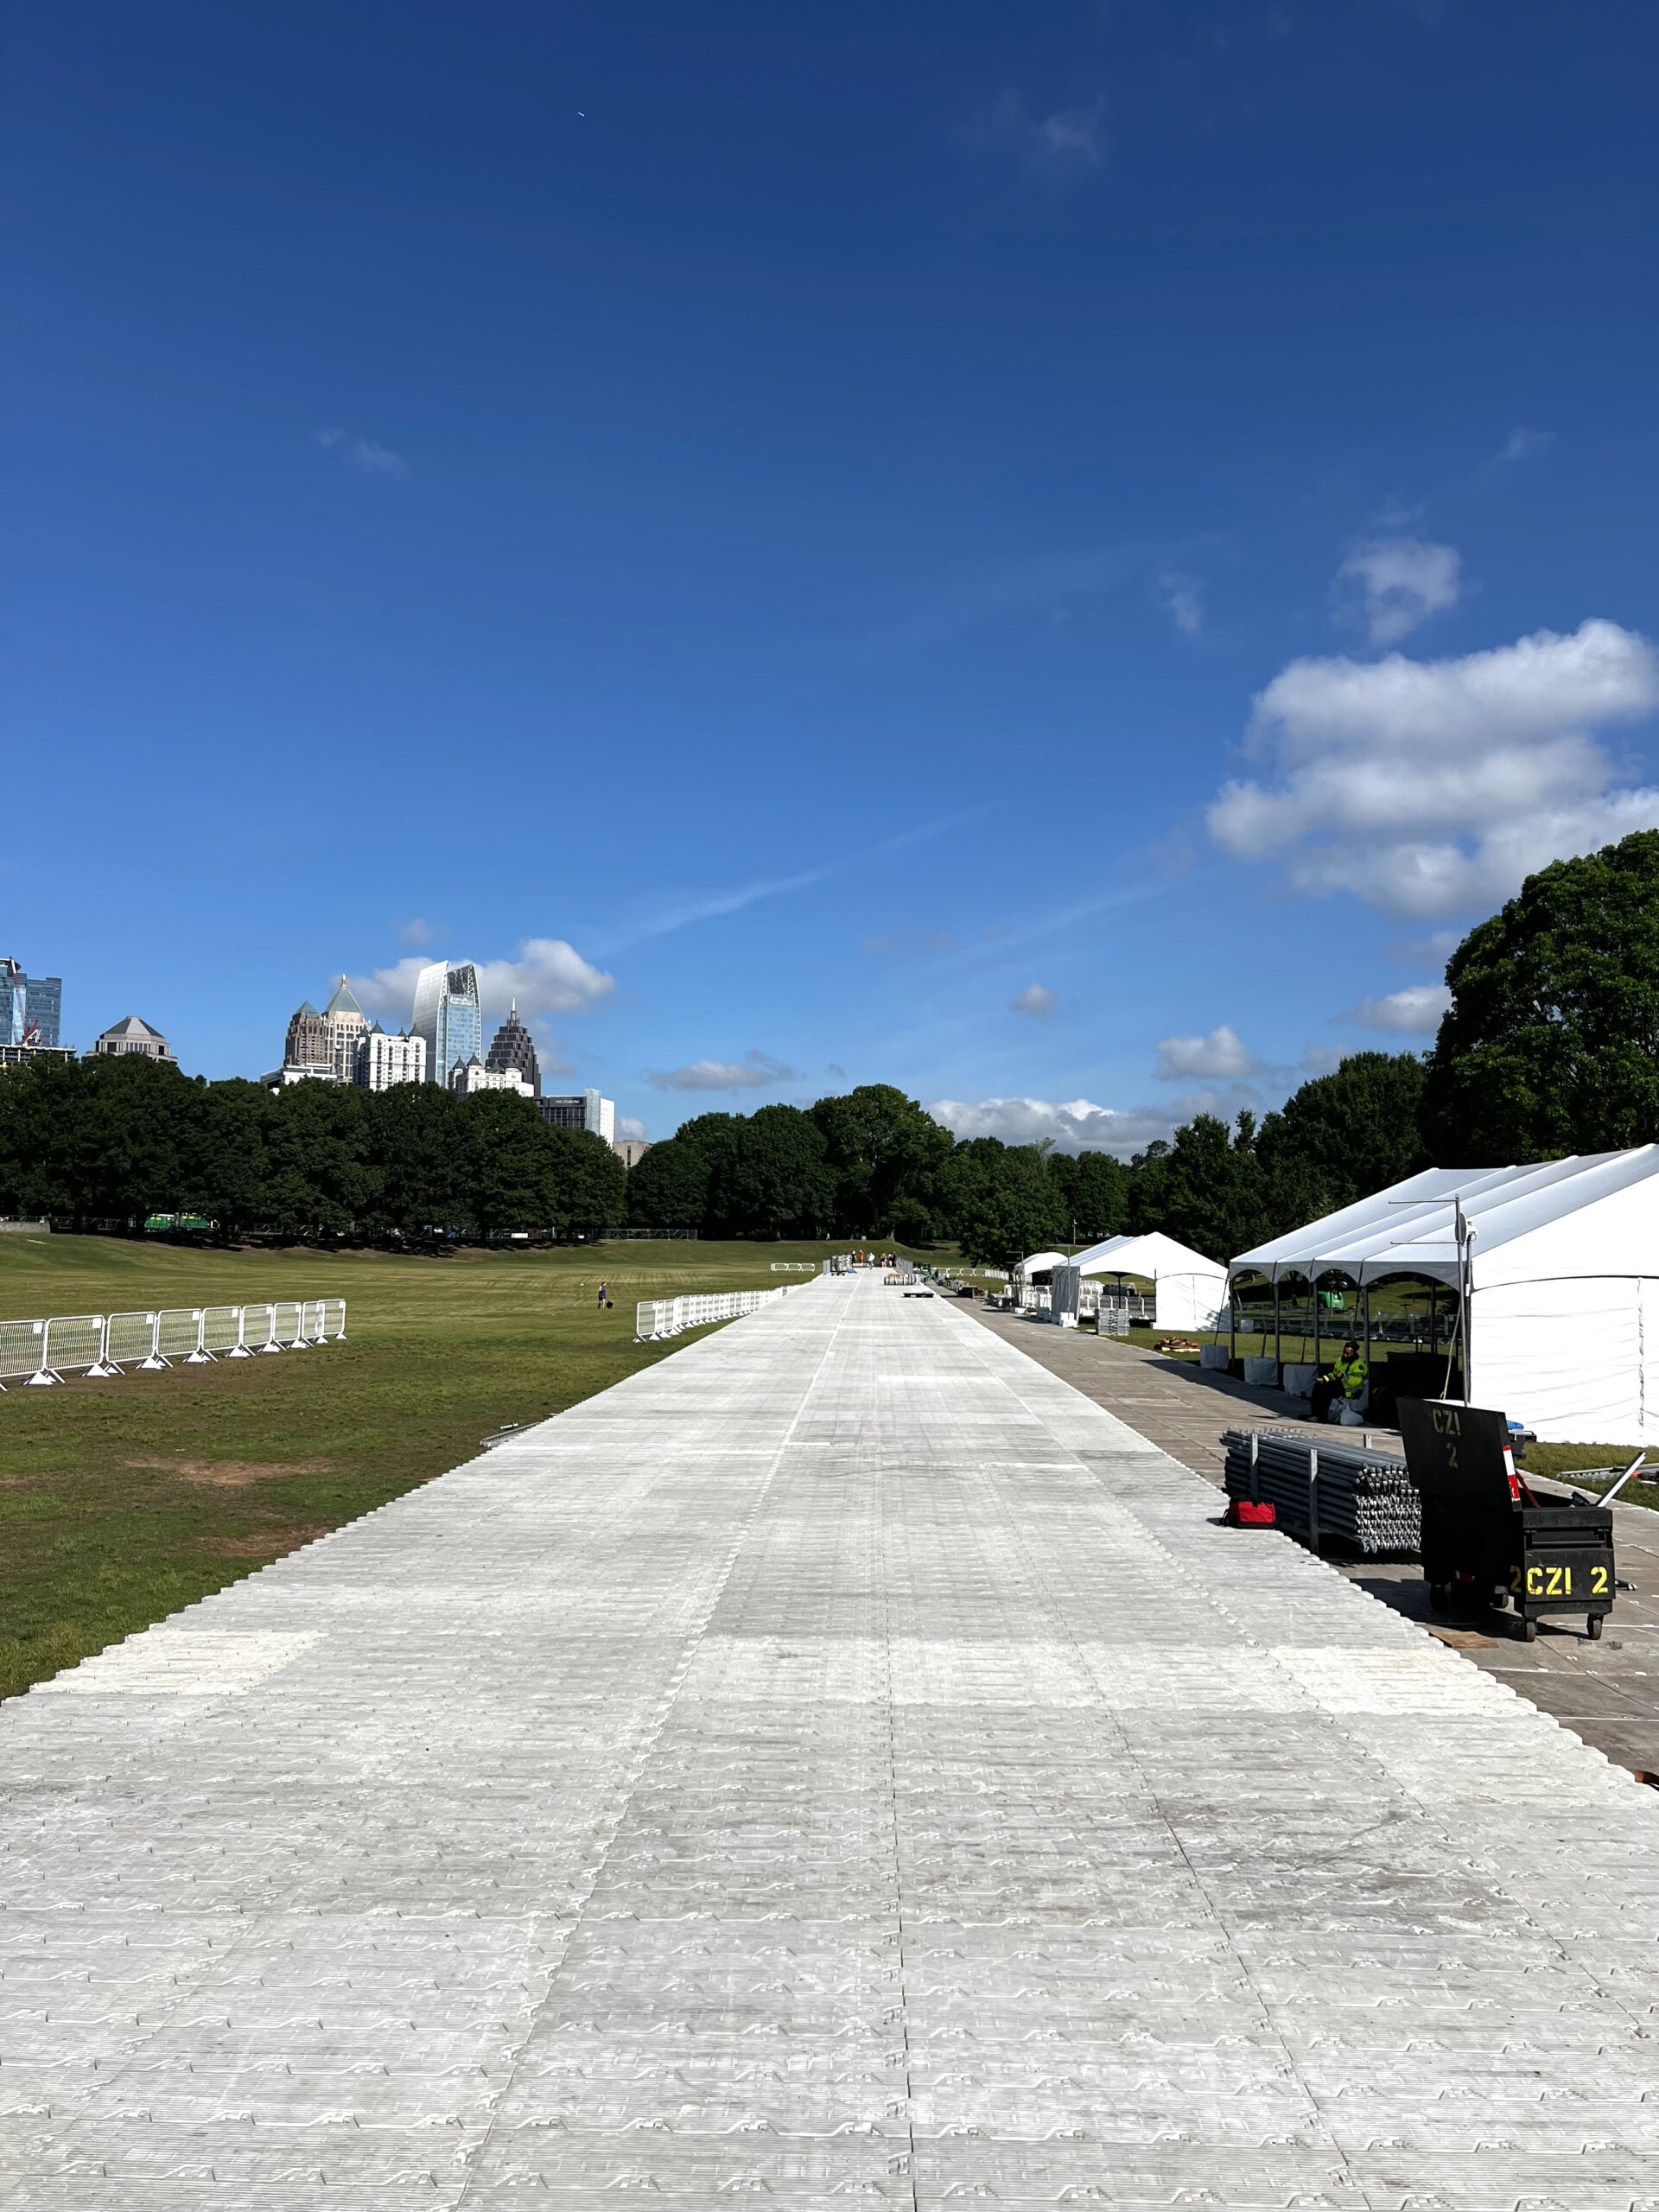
(1312, 1339, 1368, 1423)
(596, 1281, 607, 1309)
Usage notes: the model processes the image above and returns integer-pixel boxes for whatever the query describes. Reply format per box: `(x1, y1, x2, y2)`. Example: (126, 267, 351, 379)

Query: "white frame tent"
(1227, 1147, 1659, 1443)
(1011, 1252, 1071, 1284)
(1068, 1231, 1229, 1333)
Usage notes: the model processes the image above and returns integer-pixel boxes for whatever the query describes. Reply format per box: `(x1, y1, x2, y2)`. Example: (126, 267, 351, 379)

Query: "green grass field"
(0, 1234, 912, 1700)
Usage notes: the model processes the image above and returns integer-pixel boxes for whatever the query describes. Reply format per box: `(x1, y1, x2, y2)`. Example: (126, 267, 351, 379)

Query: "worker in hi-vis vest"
(1312, 1338, 1368, 1424)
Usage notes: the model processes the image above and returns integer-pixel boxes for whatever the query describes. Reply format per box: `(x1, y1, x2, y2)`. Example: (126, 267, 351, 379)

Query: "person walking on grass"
(596, 1280, 607, 1310)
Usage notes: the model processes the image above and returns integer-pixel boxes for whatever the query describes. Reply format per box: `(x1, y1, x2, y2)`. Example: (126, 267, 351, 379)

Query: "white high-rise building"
(450, 1056, 534, 1100)
(360, 1027, 427, 1090)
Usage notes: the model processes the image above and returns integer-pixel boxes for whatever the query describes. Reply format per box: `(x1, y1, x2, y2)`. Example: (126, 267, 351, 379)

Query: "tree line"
(7, 828, 1658, 1256)
(0, 1058, 625, 1242)
(624, 1058, 1427, 1265)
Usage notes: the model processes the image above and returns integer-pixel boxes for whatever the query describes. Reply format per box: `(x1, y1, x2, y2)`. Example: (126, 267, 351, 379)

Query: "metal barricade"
(0, 1299, 349, 1387)
(0, 1318, 47, 1382)
(634, 1287, 793, 1341)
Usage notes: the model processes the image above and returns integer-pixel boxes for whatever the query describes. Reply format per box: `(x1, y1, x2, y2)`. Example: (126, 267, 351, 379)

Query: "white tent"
(1069, 1231, 1229, 1332)
(1228, 1148, 1659, 1443)
(1012, 1250, 1071, 1282)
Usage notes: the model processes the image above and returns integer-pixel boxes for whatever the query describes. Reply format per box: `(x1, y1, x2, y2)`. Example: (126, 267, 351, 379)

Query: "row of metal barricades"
(634, 1287, 793, 1341)
(0, 1300, 347, 1387)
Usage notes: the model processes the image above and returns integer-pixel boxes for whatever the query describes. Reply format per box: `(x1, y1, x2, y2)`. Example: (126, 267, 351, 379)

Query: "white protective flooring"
(3, 1270, 1658, 2210)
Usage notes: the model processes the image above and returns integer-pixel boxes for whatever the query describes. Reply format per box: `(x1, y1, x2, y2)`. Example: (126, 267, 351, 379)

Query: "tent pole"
(1313, 1272, 1321, 1389)
(1274, 1274, 1281, 1369)
(1363, 1278, 1371, 1389)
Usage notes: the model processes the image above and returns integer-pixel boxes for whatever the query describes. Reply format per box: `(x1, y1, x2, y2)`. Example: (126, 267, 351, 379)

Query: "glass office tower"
(411, 960, 482, 1086)
(0, 960, 61, 1046)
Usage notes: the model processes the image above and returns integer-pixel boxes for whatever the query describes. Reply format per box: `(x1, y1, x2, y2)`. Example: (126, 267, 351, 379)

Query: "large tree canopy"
(1421, 830, 1659, 1164)
(0, 1057, 625, 1239)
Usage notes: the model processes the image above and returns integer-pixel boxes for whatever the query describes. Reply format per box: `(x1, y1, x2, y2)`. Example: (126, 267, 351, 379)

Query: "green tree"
(1046, 1148, 1128, 1243)
(940, 1136, 1067, 1268)
(178, 1077, 272, 1240)
(1126, 1114, 1270, 1262)
(726, 1105, 834, 1236)
(260, 1082, 374, 1236)
(626, 1135, 713, 1230)
(1420, 830, 1659, 1162)
(546, 1127, 626, 1237)
(809, 1085, 953, 1236)
(365, 1084, 467, 1236)
(0, 1055, 188, 1229)
(1256, 1052, 1427, 1209)
(458, 1093, 560, 1240)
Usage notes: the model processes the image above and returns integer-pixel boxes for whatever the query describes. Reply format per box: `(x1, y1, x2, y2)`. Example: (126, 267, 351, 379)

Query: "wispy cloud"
(1495, 426, 1554, 464)
(315, 428, 410, 480)
(1339, 984, 1451, 1032)
(1336, 536, 1461, 648)
(645, 1051, 795, 1093)
(616, 1115, 649, 1141)
(397, 918, 438, 948)
(968, 89, 1108, 175)
(1011, 984, 1058, 1018)
(1156, 571, 1205, 638)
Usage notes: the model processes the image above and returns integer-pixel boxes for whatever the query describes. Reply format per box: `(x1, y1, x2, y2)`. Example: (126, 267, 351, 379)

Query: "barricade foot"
(24, 1370, 62, 1386)
(136, 1355, 171, 1372)
(182, 1351, 215, 1364)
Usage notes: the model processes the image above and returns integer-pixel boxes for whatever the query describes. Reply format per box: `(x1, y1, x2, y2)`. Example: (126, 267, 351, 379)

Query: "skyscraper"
(411, 961, 482, 1086)
(322, 977, 370, 1082)
(1, 958, 62, 1048)
(283, 1000, 332, 1071)
(484, 1001, 541, 1096)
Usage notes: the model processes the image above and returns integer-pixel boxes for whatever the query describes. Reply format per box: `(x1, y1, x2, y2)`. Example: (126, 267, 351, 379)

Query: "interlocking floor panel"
(3, 1272, 1657, 2209)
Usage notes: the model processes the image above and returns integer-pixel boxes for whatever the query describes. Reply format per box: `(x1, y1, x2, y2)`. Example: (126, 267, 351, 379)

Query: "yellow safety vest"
(1332, 1355, 1368, 1400)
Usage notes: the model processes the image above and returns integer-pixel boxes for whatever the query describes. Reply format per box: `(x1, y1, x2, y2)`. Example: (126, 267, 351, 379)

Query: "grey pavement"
(3, 1271, 1659, 2210)
(960, 1300, 1659, 1777)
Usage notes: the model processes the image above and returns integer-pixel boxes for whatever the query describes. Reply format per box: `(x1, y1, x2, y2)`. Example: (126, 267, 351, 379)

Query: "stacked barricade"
(0, 1300, 346, 1388)
(635, 1287, 796, 1341)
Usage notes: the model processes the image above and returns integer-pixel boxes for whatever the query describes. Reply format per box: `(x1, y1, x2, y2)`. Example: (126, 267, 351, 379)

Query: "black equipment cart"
(1395, 1397, 1615, 1641)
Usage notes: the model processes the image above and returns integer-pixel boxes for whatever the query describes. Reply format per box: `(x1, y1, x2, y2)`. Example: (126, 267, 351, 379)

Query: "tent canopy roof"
(1068, 1230, 1228, 1281)
(1014, 1250, 1070, 1276)
(1228, 1147, 1659, 1289)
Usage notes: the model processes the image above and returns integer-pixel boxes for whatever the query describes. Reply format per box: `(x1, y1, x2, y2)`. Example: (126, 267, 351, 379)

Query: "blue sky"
(8, 1, 1659, 1149)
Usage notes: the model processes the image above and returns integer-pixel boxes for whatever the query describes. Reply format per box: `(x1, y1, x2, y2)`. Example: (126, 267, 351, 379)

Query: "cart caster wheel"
(1520, 1617, 1538, 1642)
(1587, 1613, 1604, 1641)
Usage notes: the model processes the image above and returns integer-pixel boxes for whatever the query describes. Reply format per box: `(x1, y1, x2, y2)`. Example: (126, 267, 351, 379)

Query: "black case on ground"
(1395, 1397, 1614, 1637)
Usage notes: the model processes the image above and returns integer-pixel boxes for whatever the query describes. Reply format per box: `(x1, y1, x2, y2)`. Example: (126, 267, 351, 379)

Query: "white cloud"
(1157, 572, 1204, 638)
(1497, 426, 1554, 463)
(969, 89, 1106, 175)
(646, 1052, 794, 1093)
(1389, 926, 1461, 963)
(1342, 984, 1451, 1032)
(1337, 536, 1461, 647)
(397, 918, 437, 948)
(315, 427, 410, 480)
(1206, 619, 1659, 919)
(930, 1088, 1262, 1160)
(1299, 1043, 1347, 1076)
(615, 1116, 649, 1141)
(1011, 983, 1058, 1018)
(1153, 1023, 1259, 1079)
(350, 938, 615, 1026)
